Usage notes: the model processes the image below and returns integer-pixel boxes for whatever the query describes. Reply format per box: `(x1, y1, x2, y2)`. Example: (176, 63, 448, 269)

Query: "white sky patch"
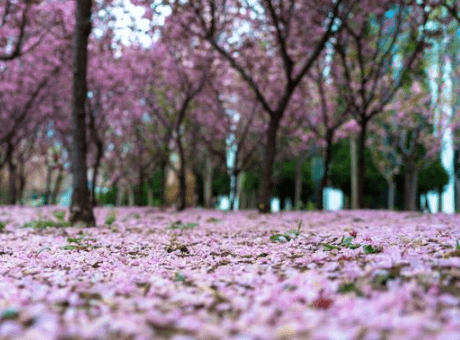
(110, 1, 152, 47)
(95, 0, 171, 48)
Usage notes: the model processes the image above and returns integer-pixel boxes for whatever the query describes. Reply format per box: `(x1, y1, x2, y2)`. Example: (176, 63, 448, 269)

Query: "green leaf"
(362, 244, 382, 254)
(348, 244, 361, 250)
(174, 272, 185, 282)
(22, 219, 67, 229)
(270, 234, 289, 243)
(284, 230, 299, 239)
(62, 245, 77, 250)
(0, 222, 5, 231)
(67, 235, 85, 243)
(339, 235, 361, 249)
(105, 214, 116, 226)
(456, 240, 460, 251)
(322, 243, 341, 251)
(341, 236, 354, 245)
(168, 222, 198, 230)
(1, 308, 19, 320)
(53, 210, 66, 223)
(206, 217, 221, 223)
(338, 283, 357, 293)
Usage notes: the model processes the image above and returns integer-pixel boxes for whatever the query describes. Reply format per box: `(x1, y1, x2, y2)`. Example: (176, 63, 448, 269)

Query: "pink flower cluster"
(0, 207, 459, 339)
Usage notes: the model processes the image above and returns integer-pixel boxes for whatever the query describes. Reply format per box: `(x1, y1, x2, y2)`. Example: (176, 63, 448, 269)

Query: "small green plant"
(305, 201, 316, 211)
(168, 222, 198, 230)
(338, 282, 363, 296)
(1, 308, 19, 320)
(0, 221, 5, 231)
(22, 219, 66, 229)
(67, 234, 85, 244)
(362, 244, 382, 254)
(62, 233, 89, 251)
(105, 210, 116, 226)
(173, 272, 185, 282)
(53, 210, 66, 223)
(339, 236, 361, 249)
(322, 243, 341, 251)
(270, 221, 303, 243)
(206, 217, 221, 223)
(322, 234, 361, 251)
(456, 240, 460, 251)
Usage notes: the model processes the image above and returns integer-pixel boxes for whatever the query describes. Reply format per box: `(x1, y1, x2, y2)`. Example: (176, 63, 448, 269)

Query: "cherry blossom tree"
(159, 0, 352, 212)
(191, 64, 266, 209)
(69, 0, 95, 226)
(0, 0, 45, 61)
(0, 1, 73, 203)
(128, 29, 211, 210)
(370, 80, 445, 211)
(333, 1, 431, 208)
(283, 53, 357, 210)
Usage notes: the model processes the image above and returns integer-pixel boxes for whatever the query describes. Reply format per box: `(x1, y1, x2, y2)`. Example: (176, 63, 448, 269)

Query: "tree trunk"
(160, 160, 167, 207)
(294, 156, 303, 210)
(388, 180, 396, 210)
(69, 0, 95, 226)
(241, 190, 247, 209)
(44, 162, 53, 205)
(204, 154, 213, 208)
(229, 168, 238, 210)
(404, 161, 418, 211)
(8, 157, 17, 205)
(318, 136, 333, 211)
(410, 172, 418, 211)
(128, 188, 135, 206)
(357, 121, 367, 209)
(18, 163, 26, 205)
(91, 141, 103, 207)
(147, 187, 154, 206)
(176, 134, 186, 211)
(350, 137, 359, 209)
(5, 144, 16, 205)
(258, 115, 281, 213)
(438, 187, 443, 213)
(51, 167, 64, 204)
(138, 165, 145, 206)
(248, 191, 256, 209)
(236, 172, 244, 211)
(116, 185, 124, 206)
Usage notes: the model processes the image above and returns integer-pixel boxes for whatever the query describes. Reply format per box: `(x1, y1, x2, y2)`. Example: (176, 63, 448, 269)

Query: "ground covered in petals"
(1, 207, 460, 340)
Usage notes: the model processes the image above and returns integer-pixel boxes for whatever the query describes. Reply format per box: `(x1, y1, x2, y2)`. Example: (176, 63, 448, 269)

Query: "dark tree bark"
(294, 156, 303, 209)
(159, 160, 167, 207)
(7, 157, 16, 205)
(5, 142, 16, 204)
(357, 119, 368, 209)
(0, 0, 30, 61)
(44, 161, 53, 205)
(91, 143, 103, 207)
(88, 94, 104, 208)
(69, 0, 95, 226)
(138, 164, 145, 206)
(317, 133, 334, 210)
(204, 153, 213, 208)
(51, 166, 64, 204)
(403, 159, 418, 211)
(176, 133, 187, 211)
(258, 115, 281, 212)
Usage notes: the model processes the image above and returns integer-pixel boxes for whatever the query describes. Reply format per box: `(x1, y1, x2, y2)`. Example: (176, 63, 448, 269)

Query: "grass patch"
(22, 219, 67, 229)
(168, 222, 198, 230)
